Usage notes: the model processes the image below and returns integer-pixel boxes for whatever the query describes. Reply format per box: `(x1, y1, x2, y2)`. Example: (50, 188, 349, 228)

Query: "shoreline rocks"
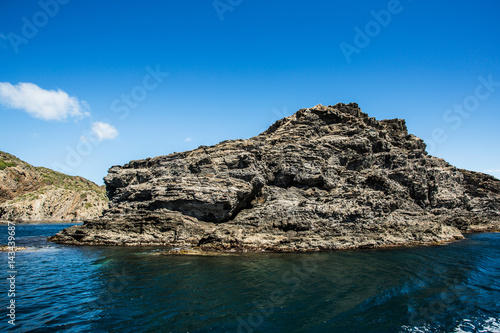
(49, 103, 500, 252)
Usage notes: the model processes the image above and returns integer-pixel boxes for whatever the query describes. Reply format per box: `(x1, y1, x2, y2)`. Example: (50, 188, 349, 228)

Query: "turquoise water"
(1, 223, 499, 332)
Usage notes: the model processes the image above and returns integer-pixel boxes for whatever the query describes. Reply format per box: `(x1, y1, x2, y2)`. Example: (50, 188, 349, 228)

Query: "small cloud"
(91, 122, 118, 141)
(184, 137, 192, 142)
(484, 169, 500, 173)
(0, 33, 6, 39)
(0, 82, 90, 121)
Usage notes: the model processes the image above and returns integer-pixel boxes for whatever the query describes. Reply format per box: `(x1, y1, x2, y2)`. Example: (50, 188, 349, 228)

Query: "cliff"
(0, 152, 108, 222)
(50, 103, 500, 250)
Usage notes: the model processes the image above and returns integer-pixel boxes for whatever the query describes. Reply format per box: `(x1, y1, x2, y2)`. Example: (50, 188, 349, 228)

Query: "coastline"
(46, 222, 499, 254)
(1, 220, 497, 255)
(0, 220, 83, 225)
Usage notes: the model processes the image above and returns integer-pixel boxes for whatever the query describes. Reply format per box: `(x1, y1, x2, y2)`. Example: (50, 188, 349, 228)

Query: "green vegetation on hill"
(0, 150, 108, 201)
(0, 152, 23, 170)
(35, 167, 108, 200)
(36, 167, 98, 191)
(0, 151, 23, 163)
(0, 159, 16, 170)
(0, 150, 109, 221)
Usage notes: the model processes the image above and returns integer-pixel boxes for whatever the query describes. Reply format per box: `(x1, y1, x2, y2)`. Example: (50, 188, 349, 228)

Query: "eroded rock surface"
(50, 103, 500, 250)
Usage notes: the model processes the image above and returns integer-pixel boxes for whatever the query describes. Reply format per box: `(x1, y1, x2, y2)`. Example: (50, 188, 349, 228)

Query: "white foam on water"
(400, 317, 500, 333)
(399, 324, 432, 332)
(22, 245, 61, 252)
(454, 317, 500, 333)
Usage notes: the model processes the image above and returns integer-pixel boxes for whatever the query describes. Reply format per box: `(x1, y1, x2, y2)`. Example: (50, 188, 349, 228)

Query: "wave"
(401, 316, 500, 333)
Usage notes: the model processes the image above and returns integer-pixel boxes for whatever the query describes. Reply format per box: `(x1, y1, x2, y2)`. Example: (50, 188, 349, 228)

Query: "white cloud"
(485, 169, 500, 173)
(184, 137, 192, 142)
(0, 82, 90, 121)
(91, 122, 118, 141)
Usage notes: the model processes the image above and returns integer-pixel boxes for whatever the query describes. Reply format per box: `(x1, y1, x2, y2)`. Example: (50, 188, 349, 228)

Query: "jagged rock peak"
(261, 102, 409, 140)
(116, 103, 416, 172)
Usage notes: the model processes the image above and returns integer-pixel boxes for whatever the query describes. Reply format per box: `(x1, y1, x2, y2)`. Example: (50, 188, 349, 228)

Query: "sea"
(1, 223, 499, 333)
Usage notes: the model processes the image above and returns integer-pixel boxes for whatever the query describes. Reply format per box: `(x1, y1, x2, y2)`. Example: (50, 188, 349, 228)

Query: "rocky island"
(50, 103, 500, 251)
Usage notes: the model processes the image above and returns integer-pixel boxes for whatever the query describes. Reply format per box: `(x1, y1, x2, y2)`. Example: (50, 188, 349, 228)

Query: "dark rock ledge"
(49, 103, 500, 252)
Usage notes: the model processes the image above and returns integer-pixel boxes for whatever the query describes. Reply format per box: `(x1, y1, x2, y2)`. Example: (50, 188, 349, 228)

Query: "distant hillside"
(0, 151, 108, 222)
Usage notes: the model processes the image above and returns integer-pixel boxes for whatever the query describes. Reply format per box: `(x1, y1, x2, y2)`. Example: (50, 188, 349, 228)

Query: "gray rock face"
(50, 103, 500, 251)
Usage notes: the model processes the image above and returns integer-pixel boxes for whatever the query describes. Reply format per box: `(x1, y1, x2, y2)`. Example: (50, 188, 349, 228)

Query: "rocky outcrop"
(50, 103, 500, 251)
(0, 152, 108, 222)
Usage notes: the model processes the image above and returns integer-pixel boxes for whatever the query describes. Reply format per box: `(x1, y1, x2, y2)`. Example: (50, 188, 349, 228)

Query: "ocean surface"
(1, 223, 499, 333)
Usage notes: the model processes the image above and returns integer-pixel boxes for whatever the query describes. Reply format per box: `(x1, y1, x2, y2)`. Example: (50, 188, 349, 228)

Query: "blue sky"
(1, 0, 499, 184)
